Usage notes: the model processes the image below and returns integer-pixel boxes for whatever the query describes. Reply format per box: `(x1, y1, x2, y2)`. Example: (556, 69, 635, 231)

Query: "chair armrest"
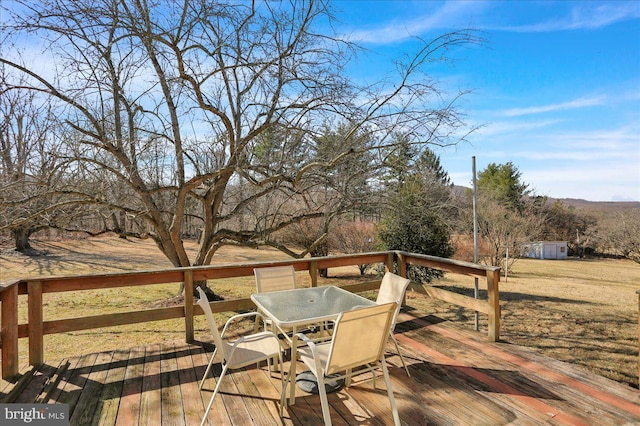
(326, 304, 370, 324)
(295, 333, 325, 378)
(233, 331, 280, 347)
(296, 333, 315, 346)
(296, 333, 320, 355)
(227, 331, 283, 360)
(222, 311, 268, 337)
(350, 304, 371, 310)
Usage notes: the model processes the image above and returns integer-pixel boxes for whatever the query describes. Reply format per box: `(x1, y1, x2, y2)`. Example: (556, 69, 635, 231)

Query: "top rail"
(0, 250, 500, 379)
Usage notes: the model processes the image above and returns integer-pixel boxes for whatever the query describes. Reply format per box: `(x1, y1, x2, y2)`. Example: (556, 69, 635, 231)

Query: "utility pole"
(472, 156, 479, 331)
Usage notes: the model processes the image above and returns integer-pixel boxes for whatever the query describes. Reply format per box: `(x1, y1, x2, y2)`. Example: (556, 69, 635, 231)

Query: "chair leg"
(316, 374, 332, 426)
(390, 333, 411, 377)
(272, 355, 281, 373)
(279, 362, 292, 416)
(199, 347, 218, 390)
(380, 357, 401, 426)
(201, 363, 228, 426)
(372, 364, 376, 389)
(278, 351, 284, 386)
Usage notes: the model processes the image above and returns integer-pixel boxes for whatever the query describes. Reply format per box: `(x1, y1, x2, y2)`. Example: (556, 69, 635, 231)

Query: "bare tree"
(0, 70, 71, 252)
(539, 199, 596, 257)
(475, 193, 545, 268)
(596, 209, 640, 262)
(329, 220, 377, 275)
(1, 0, 478, 298)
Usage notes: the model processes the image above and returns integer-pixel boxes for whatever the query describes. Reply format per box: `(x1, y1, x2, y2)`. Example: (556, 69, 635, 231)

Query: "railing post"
(487, 269, 501, 342)
(1, 284, 19, 379)
(396, 252, 407, 278)
(309, 261, 318, 287)
(28, 280, 44, 368)
(386, 253, 395, 274)
(184, 270, 194, 343)
(394, 252, 408, 306)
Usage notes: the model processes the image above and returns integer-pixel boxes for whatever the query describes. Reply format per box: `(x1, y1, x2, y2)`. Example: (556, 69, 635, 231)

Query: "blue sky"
(332, 0, 640, 202)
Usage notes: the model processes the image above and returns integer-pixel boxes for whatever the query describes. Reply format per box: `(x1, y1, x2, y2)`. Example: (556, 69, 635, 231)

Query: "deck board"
(95, 349, 129, 425)
(114, 345, 144, 426)
(139, 343, 161, 426)
(176, 344, 206, 426)
(2, 313, 638, 425)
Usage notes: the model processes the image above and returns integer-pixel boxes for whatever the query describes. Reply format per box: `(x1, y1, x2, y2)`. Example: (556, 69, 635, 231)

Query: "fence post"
(28, 281, 44, 368)
(184, 270, 194, 343)
(1, 284, 19, 379)
(487, 269, 501, 342)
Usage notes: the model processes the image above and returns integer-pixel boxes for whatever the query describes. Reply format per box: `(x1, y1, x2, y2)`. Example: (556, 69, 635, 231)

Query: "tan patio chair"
(254, 265, 298, 293)
(196, 286, 283, 426)
(376, 271, 412, 376)
(281, 302, 401, 426)
(253, 265, 327, 335)
(253, 265, 297, 333)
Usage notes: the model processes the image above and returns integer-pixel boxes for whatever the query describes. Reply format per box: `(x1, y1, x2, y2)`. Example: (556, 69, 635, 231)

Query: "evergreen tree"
(377, 138, 454, 283)
(477, 162, 530, 212)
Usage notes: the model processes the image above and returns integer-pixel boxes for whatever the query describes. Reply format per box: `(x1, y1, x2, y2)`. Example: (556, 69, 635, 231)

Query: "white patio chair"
(196, 286, 283, 426)
(377, 271, 412, 376)
(280, 302, 401, 426)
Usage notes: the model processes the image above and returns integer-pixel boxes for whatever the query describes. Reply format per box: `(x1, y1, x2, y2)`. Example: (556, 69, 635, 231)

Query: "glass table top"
(251, 285, 376, 327)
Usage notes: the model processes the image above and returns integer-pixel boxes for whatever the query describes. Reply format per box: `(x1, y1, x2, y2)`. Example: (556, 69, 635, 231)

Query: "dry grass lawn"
(1, 235, 639, 389)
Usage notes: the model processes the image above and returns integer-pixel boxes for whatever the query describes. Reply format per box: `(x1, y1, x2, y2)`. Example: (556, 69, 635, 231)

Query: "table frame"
(251, 285, 376, 404)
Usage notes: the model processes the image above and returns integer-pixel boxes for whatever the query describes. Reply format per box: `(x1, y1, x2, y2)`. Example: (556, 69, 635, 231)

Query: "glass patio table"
(251, 285, 376, 404)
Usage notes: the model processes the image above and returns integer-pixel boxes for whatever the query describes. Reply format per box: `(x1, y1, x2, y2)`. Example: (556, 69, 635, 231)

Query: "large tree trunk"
(192, 280, 223, 301)
(311, 242, 329, 278)
(13, 226, 33, 253)
(176, 275, 223, 301)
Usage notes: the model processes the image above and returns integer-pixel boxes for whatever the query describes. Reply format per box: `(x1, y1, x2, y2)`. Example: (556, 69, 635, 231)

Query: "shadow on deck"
(2, 312, 639, 425)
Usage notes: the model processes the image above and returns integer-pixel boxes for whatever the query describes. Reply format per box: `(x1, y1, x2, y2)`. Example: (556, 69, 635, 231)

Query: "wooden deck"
(2, 311, 639, 425)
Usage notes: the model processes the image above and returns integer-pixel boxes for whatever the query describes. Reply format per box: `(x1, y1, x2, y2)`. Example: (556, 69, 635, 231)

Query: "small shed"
(521, 241, 568, 260)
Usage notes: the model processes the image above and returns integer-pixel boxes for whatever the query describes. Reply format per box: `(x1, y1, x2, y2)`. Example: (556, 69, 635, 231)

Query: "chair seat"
(227, 331, 282, 369)
(298, 341, 331, 377)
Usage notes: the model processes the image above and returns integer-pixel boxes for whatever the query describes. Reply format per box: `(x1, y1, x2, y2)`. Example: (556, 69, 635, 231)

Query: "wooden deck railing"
(0, 250, 501, 380)
(637, 289, 640, 387)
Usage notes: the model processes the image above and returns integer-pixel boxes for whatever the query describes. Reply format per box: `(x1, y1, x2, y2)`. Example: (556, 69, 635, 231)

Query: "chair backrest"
(324, 302, 397, 376)
(196, 286, 228, 361)
(376, 272, 411, 327)
(254, 265, 297, 293)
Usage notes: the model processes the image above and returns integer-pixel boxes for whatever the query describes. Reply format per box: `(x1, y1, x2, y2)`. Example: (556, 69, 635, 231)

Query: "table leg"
(289, 327, 298, 405)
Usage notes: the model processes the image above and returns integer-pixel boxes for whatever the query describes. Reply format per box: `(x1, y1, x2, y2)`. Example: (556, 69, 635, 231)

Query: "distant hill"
(452, 185, 639, 218)
(551, 198, 639, 218)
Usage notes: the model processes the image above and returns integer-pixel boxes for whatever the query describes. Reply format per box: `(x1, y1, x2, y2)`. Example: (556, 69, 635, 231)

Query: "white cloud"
(344, 1, 487, 44)
(525, 162, 640, 201)
(446, 120, 640, 201)
(500, 96, 606, 117)
(474, 119, 562, 136)
(499, 3, 640, 32)
(342, 1, 640, 45)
